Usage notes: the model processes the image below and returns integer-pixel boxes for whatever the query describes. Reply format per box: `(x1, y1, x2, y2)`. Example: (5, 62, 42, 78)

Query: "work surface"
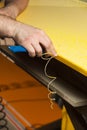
(17, 0, 87, 76)
(0, 0, 87, 107)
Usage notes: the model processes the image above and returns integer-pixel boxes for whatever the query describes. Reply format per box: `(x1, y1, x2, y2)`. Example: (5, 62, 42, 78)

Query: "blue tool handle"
(8, 45, 27, 53)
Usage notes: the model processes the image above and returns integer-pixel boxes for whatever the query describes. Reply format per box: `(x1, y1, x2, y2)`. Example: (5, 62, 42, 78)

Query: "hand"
(14, 23, 57, 57)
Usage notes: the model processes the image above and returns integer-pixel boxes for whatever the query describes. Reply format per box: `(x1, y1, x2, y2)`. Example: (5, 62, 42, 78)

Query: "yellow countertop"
(15, 1, 87, 76)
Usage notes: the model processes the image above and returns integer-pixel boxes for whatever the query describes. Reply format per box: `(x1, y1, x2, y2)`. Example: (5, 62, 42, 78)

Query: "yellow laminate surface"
(17, 0, 87, 76)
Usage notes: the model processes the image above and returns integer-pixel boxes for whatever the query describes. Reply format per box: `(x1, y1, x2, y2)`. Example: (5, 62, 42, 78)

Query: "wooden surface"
(17, 0, 87, 76)
(1, 0, 87, 76)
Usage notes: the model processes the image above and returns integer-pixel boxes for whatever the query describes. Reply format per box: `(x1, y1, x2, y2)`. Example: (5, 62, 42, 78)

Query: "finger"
(39, 36, 57, 56)
(0, 38, 5, 45)
(31, 39, 42, 57)
(5, 38, 15, 45)
(24, 42, 36, 57)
